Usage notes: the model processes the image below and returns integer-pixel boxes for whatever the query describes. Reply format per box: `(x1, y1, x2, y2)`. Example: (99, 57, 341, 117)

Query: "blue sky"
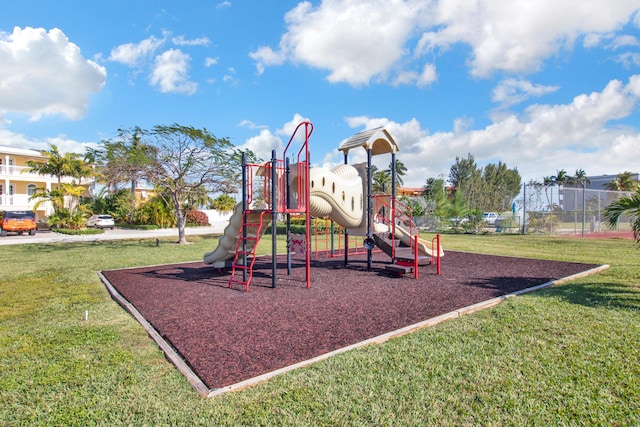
(1, 0, 640, 188)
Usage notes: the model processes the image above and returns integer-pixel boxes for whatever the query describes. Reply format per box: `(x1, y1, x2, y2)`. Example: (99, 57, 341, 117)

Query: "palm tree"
(24, 144, 81, 187)
(372, 169, 391, 193)
(553, 169, 570, 210)
(604, 190, 640, 243)
(573, 169, 589, 186)
(573, 169, 590, 234)
(386, 159, 407, 187)
(542, 176, 555, 210)
(553, 169, 570, 186)
(604, 171, 639, 192)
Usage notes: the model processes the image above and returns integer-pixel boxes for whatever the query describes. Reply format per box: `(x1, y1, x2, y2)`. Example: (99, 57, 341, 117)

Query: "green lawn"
(1, 233, 639, 426)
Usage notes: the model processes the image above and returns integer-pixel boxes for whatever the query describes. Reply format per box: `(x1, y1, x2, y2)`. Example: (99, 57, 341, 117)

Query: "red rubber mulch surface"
(100, 251, 600, 390)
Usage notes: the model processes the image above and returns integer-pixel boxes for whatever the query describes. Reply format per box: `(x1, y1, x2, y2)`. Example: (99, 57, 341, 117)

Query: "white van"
(482, 212, 499, 225)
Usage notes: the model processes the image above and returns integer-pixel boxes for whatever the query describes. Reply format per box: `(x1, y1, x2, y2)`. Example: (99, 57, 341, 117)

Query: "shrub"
(52, 227, 104, 235)
(186, 210, 210, 226)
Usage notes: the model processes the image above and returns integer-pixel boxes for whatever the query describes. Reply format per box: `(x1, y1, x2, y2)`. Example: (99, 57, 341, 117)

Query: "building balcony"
(0, 164, 79, 184)
(0, 194, 53, 215)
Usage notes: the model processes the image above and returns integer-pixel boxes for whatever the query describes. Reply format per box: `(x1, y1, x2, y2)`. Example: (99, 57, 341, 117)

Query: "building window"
(27, 184, 37, 196)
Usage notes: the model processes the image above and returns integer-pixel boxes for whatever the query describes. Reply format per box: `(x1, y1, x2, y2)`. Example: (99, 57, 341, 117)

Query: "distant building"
(0, 145, 92, 219)
(560, 173, 639, 211)
(397, 186, 424, 197)
(576, 173, 640, 191)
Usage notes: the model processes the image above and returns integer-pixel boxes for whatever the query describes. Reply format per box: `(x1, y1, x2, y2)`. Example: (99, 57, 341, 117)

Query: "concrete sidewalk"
(0, 225, 225, 246)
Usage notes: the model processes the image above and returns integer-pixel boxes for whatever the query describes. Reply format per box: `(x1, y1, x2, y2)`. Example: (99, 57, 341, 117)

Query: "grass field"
(1, 233, 639, 426)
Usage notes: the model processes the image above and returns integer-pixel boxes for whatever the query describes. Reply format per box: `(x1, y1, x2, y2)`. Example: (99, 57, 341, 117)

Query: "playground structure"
(203, 121, 443, 291)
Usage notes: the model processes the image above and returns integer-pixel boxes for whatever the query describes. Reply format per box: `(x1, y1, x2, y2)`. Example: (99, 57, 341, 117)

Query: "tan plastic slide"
(203, 203, 271, 268)
(392, 220, 444, 257)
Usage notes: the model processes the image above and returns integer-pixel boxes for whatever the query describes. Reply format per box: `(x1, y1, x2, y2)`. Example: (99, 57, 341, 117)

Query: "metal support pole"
(581, 181, 586, 238)
(330, 221, 335, 255)
(391, 152, 396, 210)
(241, 152, 247, 284)
(436, 234, 441, 275)
(271, 150, 277, 288)
(367, 149, 373, 270)
(286, 157, 292, 274)
(344, 152, 349, 267)
(522, 183, 527, 235)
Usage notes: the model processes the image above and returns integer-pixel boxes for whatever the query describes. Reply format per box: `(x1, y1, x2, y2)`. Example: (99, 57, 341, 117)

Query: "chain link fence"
(520, 185, 633, 236)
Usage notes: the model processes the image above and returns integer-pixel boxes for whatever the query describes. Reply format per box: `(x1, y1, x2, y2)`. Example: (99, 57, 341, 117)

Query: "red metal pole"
(414, 234, 419, 279)
(437, 234, 441, 275)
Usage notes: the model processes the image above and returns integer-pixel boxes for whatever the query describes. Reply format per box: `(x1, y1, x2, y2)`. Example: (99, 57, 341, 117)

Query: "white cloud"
(392, 63, 438, 87)
(416, 0, 640, 77)
(492, 79, 560, 107)
(149, 49, 198, 94)
(217, 1, 231, 9)
(205, 56, 219, 67)
(238, 120, 268, 130)
(341, 75, 640, 187)
(0, 128, 96, 154)
(237, 129, 283, 161)
(249, 46, 286, 75)
(609, 34, 640, 49)
(251, 0, 428, 85)
(238, 114, 312, 162)
(110, 32, 210, 92)
(222, 67, 237, 84)
(0, 27, 106, 121)
(618, 52, 640, 68)
(109, 35, 164, 66)
(252, 0, 640, 85)
(172, 35, 211, 46)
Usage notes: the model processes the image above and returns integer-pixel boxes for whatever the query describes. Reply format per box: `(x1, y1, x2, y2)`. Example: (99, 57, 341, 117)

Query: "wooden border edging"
(98, 264, 610, 398)
(98, 272, 210, 396)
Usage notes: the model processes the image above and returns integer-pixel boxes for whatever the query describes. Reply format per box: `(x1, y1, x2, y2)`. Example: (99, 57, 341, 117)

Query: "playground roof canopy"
(338, 127, 399, 156)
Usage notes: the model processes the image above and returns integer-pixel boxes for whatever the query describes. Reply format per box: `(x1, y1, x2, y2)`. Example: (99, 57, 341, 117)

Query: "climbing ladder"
(228, 209, 270, 292)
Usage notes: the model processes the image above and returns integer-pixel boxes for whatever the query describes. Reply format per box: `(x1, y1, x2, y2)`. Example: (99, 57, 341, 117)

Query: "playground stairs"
(228, 209, 271, 292)
(372, 232, 432, 266)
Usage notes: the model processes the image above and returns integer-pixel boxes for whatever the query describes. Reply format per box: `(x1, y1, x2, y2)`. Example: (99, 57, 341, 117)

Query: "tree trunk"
(176, 213, 188, 244)
(174, 199, 188, 244)
(129, 180, 136, 224)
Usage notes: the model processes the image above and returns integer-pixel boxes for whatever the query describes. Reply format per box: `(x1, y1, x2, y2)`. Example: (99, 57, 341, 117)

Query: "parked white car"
(482, 212, 499, 225)
(86, 214, 115, 229)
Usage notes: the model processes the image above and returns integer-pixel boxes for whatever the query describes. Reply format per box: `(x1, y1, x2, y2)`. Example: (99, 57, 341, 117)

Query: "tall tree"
(573, 169, 590, 186)
(542, 175, 555, 210)
(423, 177, 445, 200)
(372, 168, 391, 193)
(449, 154, 520, 212)
(449, 154, 477, 190)
(94, 127, 158, 222)
(24, 144, 81, 187)
(604, 171, 639, 192)
(146, 124, 244, 244)
(385, 159, 407, 187)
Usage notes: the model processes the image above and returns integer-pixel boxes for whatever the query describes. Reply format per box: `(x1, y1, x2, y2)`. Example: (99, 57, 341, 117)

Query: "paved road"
(0, 225, 225, 246)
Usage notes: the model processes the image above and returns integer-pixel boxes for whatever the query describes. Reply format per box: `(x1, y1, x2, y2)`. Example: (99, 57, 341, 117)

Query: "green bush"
(116, 224, 159, 230)
(52, 227, 104, 235)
